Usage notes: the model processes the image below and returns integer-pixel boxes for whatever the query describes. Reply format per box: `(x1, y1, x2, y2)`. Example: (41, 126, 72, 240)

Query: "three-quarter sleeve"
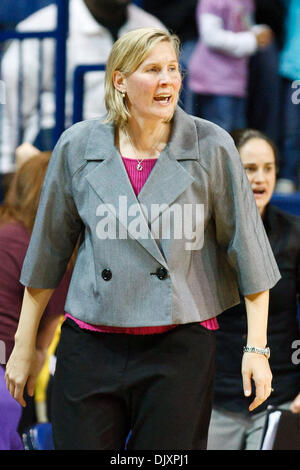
(20, 132, 83, 289)
(211, 136, 281, 296)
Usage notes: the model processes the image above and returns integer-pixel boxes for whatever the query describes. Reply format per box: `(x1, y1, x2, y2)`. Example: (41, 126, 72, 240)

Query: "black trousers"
(51, 318, 216, 450)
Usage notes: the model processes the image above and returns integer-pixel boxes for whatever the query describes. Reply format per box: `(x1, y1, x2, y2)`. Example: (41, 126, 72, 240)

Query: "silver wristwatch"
(243, 346, 270, 359)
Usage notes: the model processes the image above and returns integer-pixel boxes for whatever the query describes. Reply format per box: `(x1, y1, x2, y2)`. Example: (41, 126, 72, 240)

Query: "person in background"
(142, 0, 198, 113)
(34, 317, 64, 424)
(0, 152, 72, 449)
(14, 143, 41, 171)
(207, 129, 300, 450)
(276, 0, 300, 194)
(0, 142, 45, 202)
(247, 0, 286, 145)
(0, 0, 165, 196)
(5, 27, 280, 450)
(188, 0, 273, 132)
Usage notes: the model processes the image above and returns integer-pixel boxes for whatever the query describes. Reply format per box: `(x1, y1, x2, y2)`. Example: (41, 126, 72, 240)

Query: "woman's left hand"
(290, 393, 300, 414)
(241, 352, 273, 412)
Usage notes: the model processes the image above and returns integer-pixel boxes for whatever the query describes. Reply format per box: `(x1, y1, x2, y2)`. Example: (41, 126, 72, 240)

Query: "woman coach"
(5, 28, 280, 450)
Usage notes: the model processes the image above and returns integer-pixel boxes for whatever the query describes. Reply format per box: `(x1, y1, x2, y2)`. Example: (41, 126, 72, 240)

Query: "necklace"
(124, 127, 166, 172)
(136, 159, 144, 172)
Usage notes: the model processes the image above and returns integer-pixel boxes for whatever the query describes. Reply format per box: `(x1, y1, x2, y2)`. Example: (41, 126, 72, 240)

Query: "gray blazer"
(20, 106, 281, 326)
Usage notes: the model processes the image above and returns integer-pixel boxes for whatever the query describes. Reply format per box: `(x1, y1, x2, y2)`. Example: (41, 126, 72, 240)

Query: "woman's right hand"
(5, 346, 45, 407)
(5, 287, 55, 407)
(254, 27, 273, 48)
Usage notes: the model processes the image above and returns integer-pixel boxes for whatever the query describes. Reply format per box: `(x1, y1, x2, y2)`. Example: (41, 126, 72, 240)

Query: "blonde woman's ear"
(112, 70, 126, 94)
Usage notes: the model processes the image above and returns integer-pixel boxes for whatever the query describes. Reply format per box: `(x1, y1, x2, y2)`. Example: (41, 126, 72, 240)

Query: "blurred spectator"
(0, 0, 53, 29)
(34, 317, 64, 425)
(142, 0, 198, 113)
(254, 0, 285, 49)
(143, 0, 197, 43)
(188, 0, 273, 132)
(276, 0, 300, 193)
(0, 144, 41, 202)
(207, 129, 300, 450)
(247, 0, 286, 145)
(15, 142, 41, 170)
(0, 152, 73, 449)
(0, 0, 165, 178)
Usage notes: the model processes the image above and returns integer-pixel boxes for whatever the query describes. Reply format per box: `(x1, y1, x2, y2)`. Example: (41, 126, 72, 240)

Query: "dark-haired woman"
(207, 129, 300, 450)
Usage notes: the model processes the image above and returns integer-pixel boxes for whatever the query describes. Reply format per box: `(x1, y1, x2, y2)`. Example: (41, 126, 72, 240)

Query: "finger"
(242, 373, 252, 397)
(27, 376, 36, 397)
(263, 383, 270, 403)
(265, 383, 272, 399)
(14, 384, 27, 408)
(8, 381, 15, 399)
(290, 402, 296, 413)
(249, 396, 264, 412)
(249, 381, 265, 411)
(5, 370, 11, 389)
(5, 374, 10, 390)
(5, 369, 27, 406)
(290, 401, 300, 414)
(256, 380, 265, 399)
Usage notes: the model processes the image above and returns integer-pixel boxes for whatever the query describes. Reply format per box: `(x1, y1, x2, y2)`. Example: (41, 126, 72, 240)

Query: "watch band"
(243, 345, 270, 359)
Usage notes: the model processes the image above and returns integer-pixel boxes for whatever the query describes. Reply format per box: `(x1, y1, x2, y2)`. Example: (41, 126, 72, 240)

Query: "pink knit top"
(65, 156, 218, 333)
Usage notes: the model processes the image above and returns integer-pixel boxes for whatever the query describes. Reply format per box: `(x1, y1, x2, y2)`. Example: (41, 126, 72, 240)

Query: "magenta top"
(66, 156, 218, 333)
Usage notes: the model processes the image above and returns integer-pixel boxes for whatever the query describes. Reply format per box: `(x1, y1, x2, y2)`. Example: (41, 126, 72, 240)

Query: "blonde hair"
(104, 27, 181, 129)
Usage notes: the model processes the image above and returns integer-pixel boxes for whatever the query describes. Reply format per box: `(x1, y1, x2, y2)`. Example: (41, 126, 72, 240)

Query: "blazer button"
(156, 267, 168, 280)
(101, 269, 112, 281)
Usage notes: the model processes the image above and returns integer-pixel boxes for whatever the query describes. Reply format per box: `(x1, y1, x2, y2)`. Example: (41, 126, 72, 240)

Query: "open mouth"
(253, 189, 266, 196)
(154, 95, 171, 103)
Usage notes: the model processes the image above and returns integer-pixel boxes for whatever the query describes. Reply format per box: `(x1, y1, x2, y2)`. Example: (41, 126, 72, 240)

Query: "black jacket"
(254, 0, 286, 48)
(142, 0, 198, 42)
(213, 204, 300, 414)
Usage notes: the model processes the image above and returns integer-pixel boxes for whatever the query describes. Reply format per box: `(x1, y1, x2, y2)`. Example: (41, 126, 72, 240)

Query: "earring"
(121, 90, 126, 98)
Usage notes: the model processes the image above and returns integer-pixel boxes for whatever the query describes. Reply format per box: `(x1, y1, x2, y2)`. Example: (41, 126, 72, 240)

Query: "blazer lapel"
(138, 148, 195, 225)
(84, 107, 199, 268)
(138, 107, 199, 224)
(84, 120, 168, 269)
